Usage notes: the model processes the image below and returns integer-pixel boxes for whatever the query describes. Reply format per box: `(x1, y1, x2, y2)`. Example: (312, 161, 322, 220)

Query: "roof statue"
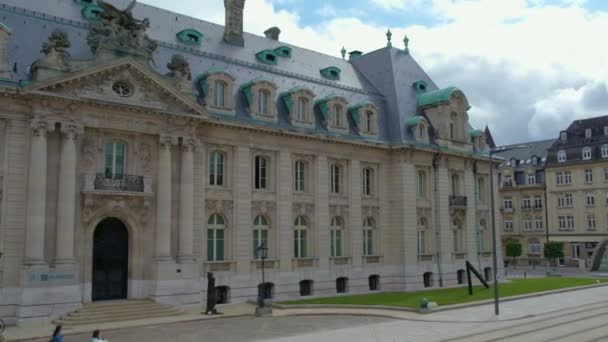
(87, 0, 158, 60)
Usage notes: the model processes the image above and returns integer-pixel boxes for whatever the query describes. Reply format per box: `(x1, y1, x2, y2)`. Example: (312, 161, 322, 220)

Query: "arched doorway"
(92, 217, 129, 301)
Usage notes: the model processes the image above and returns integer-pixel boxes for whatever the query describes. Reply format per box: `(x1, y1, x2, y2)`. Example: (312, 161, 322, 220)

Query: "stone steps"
(53, 300, 184, 326)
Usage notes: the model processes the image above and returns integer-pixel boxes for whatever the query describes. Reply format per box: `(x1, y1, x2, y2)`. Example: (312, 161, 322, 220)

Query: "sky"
(138, 0, 608, 145)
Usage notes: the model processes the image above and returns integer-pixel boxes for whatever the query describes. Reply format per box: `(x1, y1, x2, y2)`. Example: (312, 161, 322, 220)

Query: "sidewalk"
(2, 303, 255, 342)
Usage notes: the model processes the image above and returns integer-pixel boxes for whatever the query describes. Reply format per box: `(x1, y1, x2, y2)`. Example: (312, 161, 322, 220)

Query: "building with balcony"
(0, 0, 499, 325)
(545, 116, 608, 267)
(495, 139, 554, 266)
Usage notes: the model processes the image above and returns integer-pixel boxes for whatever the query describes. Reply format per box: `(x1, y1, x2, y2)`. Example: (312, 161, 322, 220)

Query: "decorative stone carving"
(138, 142, 152, 176)
(293, 202, 315, 226)
(80, 135, 99, 173)
(82, 194, 152, 227)
(41, 29, 71, 60)
(329, 205, 349, 219)
(166, 55, 192, 81)
(87, 0, 158, 60)
(205, 200, 234, 226)
(361, 206, 379, 221)
(30, 117, 51, 137)
(252, 201, 276, 219)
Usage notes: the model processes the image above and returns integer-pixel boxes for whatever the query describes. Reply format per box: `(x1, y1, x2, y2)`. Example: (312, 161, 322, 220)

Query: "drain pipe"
(432, 153, 444, 287)
(473, 161, 481, 270)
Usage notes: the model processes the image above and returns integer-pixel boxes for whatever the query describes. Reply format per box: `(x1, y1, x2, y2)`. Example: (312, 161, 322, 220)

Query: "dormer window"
(256, 50, 279, 65)
(532, 157, 538, 165)
(604, 127, 608, 136)
(585, 128, 592, 138)
(241, 78, 278, 122)
(75, 0, 94, 5)
(413, 80, 428, 93)
(82, 5, 103, 20)
(560, 131, 567, 142)
(177, 29, 203, 46)
(316, 95, 349, 132)
(349, 101, 379, 136)
(582, 147, 592, 160)
(510, 158, 517, 167)
(273, 46, 292, 58)
(407, 116, 430, 144)
(558, 150, 567, 163)
(320, 67, 341, 80)
(332, 104, 344, 128)
(198, 70, 235, 114)
(282, 87, 315, 127)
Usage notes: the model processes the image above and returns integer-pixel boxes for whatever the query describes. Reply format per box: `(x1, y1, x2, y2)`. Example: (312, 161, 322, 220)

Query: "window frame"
(208, 150, 226, 187)
(104, 140, 126, 180)
(207, 213, 226, 261)
(254, 154, 271, 191)
(582, 147, 592, 160)
(253, 215, 271, 259)
(557, 150, 567, 163)
(363, 217, 375, 256)
(330, 216, 344, 257)
(293, 216, 308, 259)
(362, 167, 375, 197)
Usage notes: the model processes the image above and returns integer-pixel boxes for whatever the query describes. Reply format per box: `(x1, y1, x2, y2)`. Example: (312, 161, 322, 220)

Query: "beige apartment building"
(0, 0, 500, 326)
(496, 140, 554, 266)
(545, 117, 608, 267)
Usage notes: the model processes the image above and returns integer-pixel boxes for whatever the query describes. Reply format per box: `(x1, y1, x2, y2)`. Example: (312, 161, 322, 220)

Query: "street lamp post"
(256, 243, 268, 308)
(489, 145, 527, 316)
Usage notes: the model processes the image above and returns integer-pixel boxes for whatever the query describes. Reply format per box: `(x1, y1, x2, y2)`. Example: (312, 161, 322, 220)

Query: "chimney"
(264, 27, 281, 41)
(348, 50, 363, 61)
(224, 0, 246, 46)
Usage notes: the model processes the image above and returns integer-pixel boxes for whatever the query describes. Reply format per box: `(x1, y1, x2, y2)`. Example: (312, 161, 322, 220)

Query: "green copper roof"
(417, 86, 460, 108)
(0, 22, 12, 33)
(406, 116, 424, 127)
(469, 129, 483, 137)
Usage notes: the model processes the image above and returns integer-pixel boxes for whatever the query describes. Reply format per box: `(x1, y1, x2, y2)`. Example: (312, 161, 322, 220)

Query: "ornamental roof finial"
(403, 34, 410, 54)
(340, 46, 346, 59)
(386, 29, 392, 48)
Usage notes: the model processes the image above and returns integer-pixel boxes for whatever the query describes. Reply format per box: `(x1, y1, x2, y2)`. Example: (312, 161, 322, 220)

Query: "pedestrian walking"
(50, 325, 63, 342)
(91, 329, 106, 342)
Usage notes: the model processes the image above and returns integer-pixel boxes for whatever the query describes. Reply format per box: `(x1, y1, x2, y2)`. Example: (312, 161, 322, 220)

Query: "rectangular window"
(503, 198, 513, 209)
(587, 215, 597, 230)
(417, 171, 426, 199)
(330, 164, 341, 194)
(330, 229, 342, 257)
(534, 195, 543, 209)
(586, 128, 592, 138)
(363, 229, 373, 256)
(558, 216, 566, 230)
(587, 193, 595, 207)
(294, 229, 307, 258)
(255, 156, 268, 190)
(523, 197, 531, 209)
(556, 171, 563, 185)
(417, 230, 426, 255)
(451, 174, 459, 195)
(527, 174, 536, 185)
(504, 220, 513, 232)
(567, 216, 575, 230)
(253, 229, 268, 259)
(209, 152, 224, 186)
(585, 169, 593, 183)
(104, 142, 125, 179)
(503, 175, 513, 187)
(295, 161, 306, 192)
(477, 176, 486, 203)
(523, 220, 532, 231)
(535, 217, 543, 231)
(571, 242, 580, 259)
(566, 193, 573, 207)
(363, 168, 374, 196)
(565, 171, 572, 184)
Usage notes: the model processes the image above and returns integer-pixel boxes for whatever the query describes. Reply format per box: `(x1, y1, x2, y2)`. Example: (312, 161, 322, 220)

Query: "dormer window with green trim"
(74, 0, 96, 5)
(177, 29, 203, 46)
(256, 50, 279, 65)
(320, 67, 341, 81)
(196, 69, 236, 115)
(82, 5, 103, 20)
(274, 46, 292, 58)
(413, 80, 428, 93)
(349, 101, 379, 136)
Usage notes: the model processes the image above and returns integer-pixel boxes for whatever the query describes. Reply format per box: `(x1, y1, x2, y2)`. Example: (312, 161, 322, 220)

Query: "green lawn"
(281, 277, 608, 308)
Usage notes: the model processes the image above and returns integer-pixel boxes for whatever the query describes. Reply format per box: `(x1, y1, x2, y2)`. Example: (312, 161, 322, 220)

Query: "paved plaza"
(20, 284, 608, 342)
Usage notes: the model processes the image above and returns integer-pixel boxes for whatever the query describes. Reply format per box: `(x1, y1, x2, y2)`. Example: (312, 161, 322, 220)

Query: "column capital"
(30, 117, 52, 137)
(181, 137, 200, 152)
(60, 122, 84, 141)
(159, 134, 178, 150)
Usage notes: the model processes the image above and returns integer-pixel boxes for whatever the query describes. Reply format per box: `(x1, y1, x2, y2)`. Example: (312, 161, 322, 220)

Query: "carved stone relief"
(252, 201, 276, 219)
(137, 142, 152, 176)
(292, 202, 315, 225)
(82, 194, 152, 227)
(361, 206, 380, 221)
(205, 200, 234, 227)
(329, 205, 349, 220)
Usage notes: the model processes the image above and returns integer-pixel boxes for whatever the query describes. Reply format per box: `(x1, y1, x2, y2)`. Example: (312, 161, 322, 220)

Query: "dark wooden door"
(92, 218, 129, 301)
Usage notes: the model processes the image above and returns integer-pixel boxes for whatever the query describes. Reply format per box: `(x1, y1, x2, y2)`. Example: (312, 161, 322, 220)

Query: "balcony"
(521, 206, 532, 212)
(449, 195, 467, 208)
(94, 173, 144, 192)
(330, 256, 351, 265)
(501, 207, 515, 213)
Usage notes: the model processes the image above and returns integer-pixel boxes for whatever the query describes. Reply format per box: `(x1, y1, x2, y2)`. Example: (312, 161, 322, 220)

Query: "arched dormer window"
(282, 87, 315, 127)
(198, 70, 235, 114)
(406, 116, 429, 144)
(349, 102, 378, 136)
(316, 95, 348, 132)
(241, 78, 278, 122)
(418, 87, 470, 144)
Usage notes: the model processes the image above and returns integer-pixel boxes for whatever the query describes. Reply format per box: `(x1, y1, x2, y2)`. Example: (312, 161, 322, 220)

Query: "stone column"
(350, 160, 363, 266)
(24, 118, 50, 265)
(177, 138, 196, 261)
(155, 135, 175, 261)
(54, 123, 81, 264)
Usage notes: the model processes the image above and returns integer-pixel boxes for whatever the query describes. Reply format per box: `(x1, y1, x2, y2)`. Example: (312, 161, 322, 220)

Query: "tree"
(505, 240, 522, 267)
(544, 241, 564, 269)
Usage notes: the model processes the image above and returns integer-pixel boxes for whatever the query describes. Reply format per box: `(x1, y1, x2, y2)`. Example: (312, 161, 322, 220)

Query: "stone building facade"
(495, 140, 554, 266)
(0, 0, 499, 325)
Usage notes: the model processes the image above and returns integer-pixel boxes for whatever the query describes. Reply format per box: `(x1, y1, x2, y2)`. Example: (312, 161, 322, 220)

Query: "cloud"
(139, 0, 608, 144)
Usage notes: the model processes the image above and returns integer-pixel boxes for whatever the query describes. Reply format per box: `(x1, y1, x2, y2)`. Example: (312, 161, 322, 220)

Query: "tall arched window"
(330, 164, 341, 194)
(253, 215, 270, 258)
(104, 141, 125, 179)
(363, 217, 375, 256)
(363, 167, 374, 196)
(332, 104, 343, 128)
(254, 156, 268, 190)
(209, 151, 224, 186)
(213, 80, 226, 108)
(330, 216, 343, 257)
(295, 160, 306, 192)
(417, 218, 428, 255)
(453, 218, 464, 253)
(207, 214, 225, 261)
(294, 216, 308, 258)
(296, 97, 308, 122)
(258, 89, 270, 115)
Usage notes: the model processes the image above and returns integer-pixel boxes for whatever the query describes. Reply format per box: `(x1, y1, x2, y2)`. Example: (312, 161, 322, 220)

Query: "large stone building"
(545, 116, 608, 267)
(496, 140, 554, 266)
(0, 0, 499, 325)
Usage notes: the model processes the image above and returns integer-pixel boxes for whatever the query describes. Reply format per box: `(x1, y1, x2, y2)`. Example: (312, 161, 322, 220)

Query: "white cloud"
(139, 0, 608, 144)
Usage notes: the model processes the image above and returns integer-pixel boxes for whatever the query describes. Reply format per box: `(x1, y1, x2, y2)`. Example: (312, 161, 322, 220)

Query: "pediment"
(24, 59, 206, 117)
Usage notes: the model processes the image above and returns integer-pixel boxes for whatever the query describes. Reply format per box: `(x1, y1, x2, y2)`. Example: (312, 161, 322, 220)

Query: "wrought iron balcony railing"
(449, 195, 467, 207)
(94, 173, 144, 192)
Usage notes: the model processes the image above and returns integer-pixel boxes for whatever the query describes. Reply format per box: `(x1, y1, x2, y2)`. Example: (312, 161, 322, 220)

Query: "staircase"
(54, 300, 185, 326)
